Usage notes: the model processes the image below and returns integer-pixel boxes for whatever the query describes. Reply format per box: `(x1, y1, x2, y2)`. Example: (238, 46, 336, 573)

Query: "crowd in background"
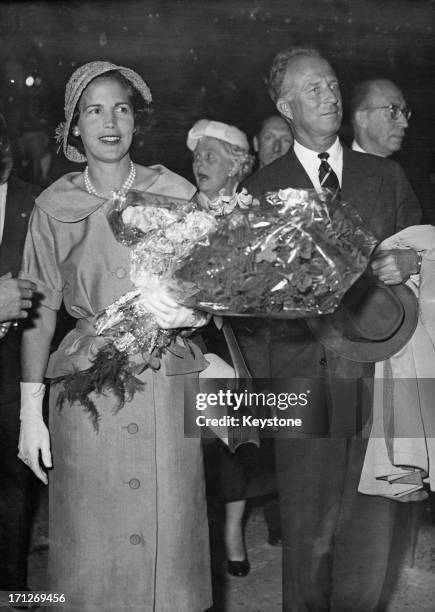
(0, 46, 433, 612)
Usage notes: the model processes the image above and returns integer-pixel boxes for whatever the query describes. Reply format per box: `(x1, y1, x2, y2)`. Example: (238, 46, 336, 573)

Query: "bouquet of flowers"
(174, 187, 378, 318)
(55, 187, 376, 429)
(55, 191, 219, 428)
(94, 191, 217, 355)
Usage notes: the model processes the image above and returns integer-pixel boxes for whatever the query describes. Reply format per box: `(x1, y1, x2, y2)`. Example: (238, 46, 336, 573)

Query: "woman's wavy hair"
(219, 140, 255, 183)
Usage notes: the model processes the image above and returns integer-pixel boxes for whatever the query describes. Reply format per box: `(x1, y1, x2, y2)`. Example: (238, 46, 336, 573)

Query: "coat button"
(115, 266, 127, 279)
(128, 478, 140, 489)
(319, 357, 327, 367)
(127, 422, 139, 434)
(129, 534, 142, 545)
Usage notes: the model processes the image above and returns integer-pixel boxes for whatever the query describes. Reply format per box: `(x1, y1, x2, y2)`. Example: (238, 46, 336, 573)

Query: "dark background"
(0, 0, 434, 220)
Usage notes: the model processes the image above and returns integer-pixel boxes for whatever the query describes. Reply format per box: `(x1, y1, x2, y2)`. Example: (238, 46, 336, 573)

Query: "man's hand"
(0, 273, 36, 322)
(370, 249, 419, 285)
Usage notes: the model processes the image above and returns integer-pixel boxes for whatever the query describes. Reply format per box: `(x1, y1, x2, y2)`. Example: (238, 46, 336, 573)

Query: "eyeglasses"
(360, 104, 412, 121)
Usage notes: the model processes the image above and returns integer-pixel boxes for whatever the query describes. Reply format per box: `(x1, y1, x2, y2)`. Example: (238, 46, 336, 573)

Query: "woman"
(187, 119, 278, 577)
(18, 61, 212, 612)
(187, 118, 254, 210)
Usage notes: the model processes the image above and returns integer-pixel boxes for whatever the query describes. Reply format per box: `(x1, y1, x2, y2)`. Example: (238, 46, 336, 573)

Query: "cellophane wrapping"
(174, 187, 378, 318)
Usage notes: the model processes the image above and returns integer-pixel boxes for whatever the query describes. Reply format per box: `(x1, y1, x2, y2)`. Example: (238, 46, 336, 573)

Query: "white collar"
(351, 140, 366, 154)
(294, 137, 342, 163)
(293, 137, 343, 191)
(0, 182, 8, 243)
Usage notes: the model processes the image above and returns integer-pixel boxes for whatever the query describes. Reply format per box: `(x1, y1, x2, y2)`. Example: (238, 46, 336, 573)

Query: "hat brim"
(63, 62, 152, 163)
(306, 283, 418, 362)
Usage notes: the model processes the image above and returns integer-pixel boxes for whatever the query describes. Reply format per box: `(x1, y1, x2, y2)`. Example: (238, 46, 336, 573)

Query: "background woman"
(186, 119, 279, 578)
(18, 61, 212, 612)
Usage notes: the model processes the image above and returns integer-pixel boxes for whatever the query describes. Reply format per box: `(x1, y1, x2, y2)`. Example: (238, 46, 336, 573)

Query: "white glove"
(18, 382, 51, 484)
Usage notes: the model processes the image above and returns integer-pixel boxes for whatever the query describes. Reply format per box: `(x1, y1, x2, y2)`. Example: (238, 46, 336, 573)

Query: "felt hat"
(306, 273, 418, 362)
(187, 119, 249, 152)
(56, 61, 152, 163)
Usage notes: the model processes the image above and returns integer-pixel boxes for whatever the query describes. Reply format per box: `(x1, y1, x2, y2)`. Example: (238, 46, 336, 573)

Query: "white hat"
(187, 119, 249, 152)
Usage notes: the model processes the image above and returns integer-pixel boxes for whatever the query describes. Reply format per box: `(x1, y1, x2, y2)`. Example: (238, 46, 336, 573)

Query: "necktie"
(318, 152, 340, 192)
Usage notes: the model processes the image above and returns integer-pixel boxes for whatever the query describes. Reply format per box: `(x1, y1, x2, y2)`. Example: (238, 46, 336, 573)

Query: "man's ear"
(253, 136, 259, 153)
(277, 98, 293, 122)
(355, 110, 368, 129)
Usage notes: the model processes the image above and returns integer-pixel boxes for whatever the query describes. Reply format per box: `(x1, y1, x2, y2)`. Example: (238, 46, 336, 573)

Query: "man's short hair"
(349, 80, 377, 126)
(349, 79, 398, 127)
(268, 47, 322, 103)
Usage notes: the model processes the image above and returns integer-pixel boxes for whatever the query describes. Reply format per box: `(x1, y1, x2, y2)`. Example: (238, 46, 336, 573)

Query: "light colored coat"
(21, 167, 212, 612)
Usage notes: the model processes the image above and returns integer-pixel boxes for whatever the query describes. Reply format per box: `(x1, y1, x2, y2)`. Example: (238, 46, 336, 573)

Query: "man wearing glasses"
(350, 79, 411, 157)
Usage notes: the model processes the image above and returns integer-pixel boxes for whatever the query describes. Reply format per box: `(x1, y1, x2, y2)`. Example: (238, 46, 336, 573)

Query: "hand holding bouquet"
(175, 188, 377, 318)
(95, 191, 217, 355)
(55, 187, 376, 429)
(56, 191, 217, 429)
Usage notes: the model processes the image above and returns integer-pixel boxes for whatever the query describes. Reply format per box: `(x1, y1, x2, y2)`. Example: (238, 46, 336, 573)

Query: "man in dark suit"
(350, 78, 410, 158)
(238, 48, 421, 612)
(0, 112, 41, 591)
(18, 116, 77, 189)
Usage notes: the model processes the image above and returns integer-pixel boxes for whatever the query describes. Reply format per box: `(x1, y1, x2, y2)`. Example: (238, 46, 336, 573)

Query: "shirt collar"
(294, 137, 342, 165)
(0, 182, 8, 243)
(351, 140, 366, 154)
(293, 137, 343, 190)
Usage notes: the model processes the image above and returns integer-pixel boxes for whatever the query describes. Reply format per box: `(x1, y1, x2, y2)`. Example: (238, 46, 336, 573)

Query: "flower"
(203, 187, 259, 217)
(54, 190, 218, 428)
(175, 188, 377, 317)
(98, 191, 217, 354)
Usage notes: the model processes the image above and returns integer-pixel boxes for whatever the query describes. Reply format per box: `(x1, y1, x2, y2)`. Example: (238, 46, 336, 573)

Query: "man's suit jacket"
(19, 152, 78, 189)
(242, 145, 421, 242)
(0, 176, 41, 402)
(236, 144, 422, 433)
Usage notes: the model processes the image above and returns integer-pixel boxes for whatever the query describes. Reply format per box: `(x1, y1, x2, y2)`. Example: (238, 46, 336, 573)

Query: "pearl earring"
(72, 126, 80, 137)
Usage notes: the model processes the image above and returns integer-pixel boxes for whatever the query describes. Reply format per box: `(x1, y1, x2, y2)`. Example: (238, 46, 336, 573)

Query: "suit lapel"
(341, 147, 382, 228)
(0, 180, 33, 276)
(285, 149, 315, 189)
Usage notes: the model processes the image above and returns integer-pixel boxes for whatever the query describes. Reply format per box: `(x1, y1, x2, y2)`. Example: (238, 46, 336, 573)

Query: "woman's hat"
(187, 119, 249, 152)
(56, 61, 152, 163)
(306, 273, 418, 362)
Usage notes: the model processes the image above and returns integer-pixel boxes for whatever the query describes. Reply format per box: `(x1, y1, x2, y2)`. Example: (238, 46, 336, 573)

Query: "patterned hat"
(56, 61, 152, 163)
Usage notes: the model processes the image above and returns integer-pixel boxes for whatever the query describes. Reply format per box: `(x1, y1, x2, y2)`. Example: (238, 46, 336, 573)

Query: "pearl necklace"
(84, 160, 136, 198)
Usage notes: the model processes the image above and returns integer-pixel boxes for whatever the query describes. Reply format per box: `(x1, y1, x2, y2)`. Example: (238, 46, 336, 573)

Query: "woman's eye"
(117, 105, 131, 114)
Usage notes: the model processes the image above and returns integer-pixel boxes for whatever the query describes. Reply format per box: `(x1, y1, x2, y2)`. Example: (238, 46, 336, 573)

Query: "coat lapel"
(341, 147, 382, 230)
(284, 149, 315, 189)
(0, 178, 36, 276)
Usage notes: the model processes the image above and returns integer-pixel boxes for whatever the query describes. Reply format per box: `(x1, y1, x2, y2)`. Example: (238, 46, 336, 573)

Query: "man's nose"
(323, 84, 339, 104)
(397, 112, 409, 129)
(272, 139, 282, 153)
